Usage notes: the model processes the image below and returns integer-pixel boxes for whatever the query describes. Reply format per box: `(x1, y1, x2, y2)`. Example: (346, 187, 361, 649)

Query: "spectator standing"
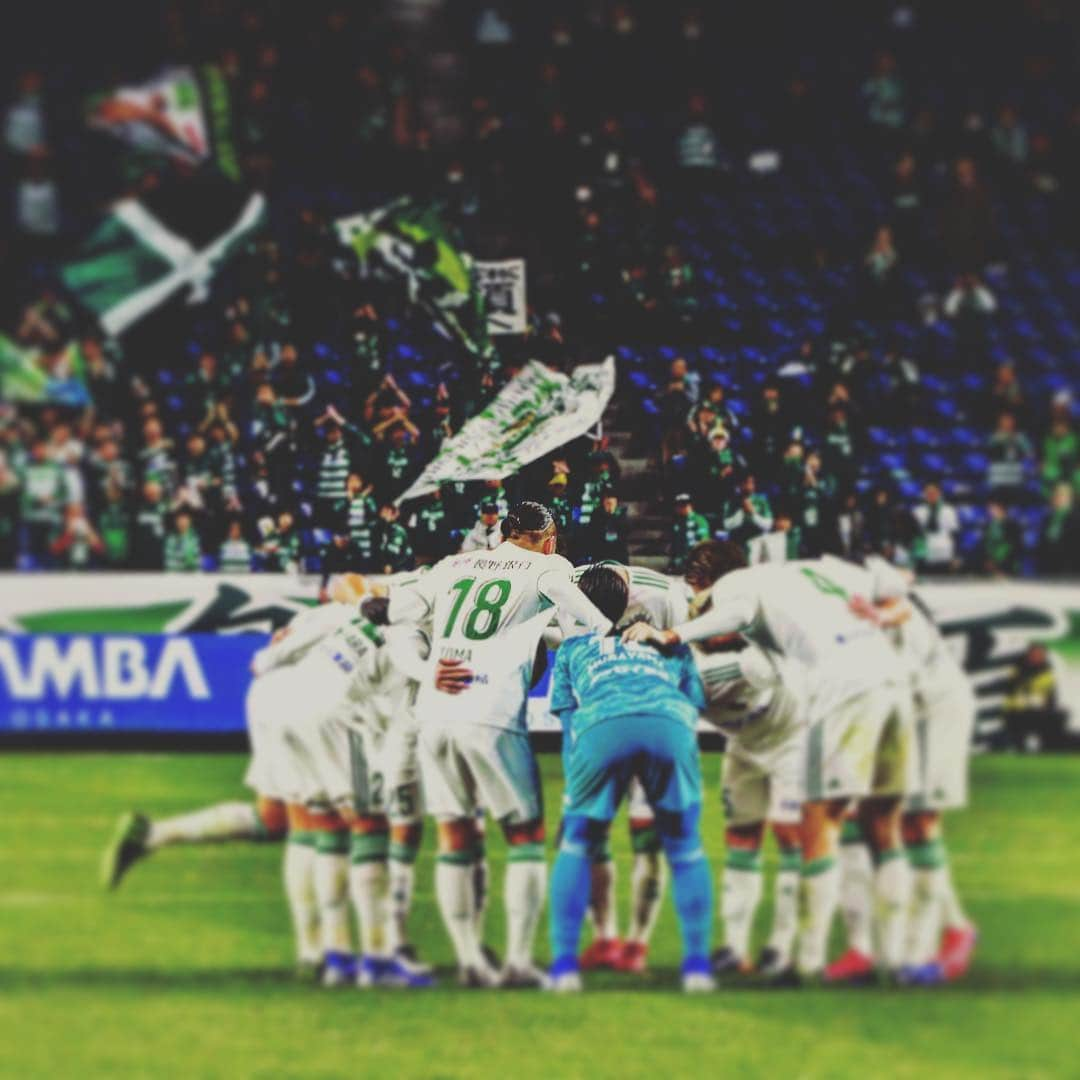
(913, 482, 961, 573)
(582, 490, 629, 564)
(787, 448, 837, 557)
(987, 412, 1035, 503)
(669, 493, 711, 572)
(20, 439, 65, 563)
(258, 511, 301, 573)
(314, 418, 356, 527)
(1040, 484, 1080, 575)
(50, 504, 104, 569)
(861, 51, 906, 133)
(940, 158, 997, 273)
(722, 474, 773, 554)
(373, 503, 413, 573)
(407, 489, 452, 565)
(219, 520, 253, 573)
(460, 500, 503, 553)
(98, 483, 131, 567)
(132, 481, 168, 570)
(981, 498, 1023, 576)
(1041, 407, 1078, 495)
(165, 512, 203, 573)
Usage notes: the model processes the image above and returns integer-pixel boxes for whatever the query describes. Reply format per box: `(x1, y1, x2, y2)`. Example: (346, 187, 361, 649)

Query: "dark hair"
(360, 595, 390, 626)
(577, 564, 629, 626)
(683, 539, 747, 590)
(501, 500, 555, 540)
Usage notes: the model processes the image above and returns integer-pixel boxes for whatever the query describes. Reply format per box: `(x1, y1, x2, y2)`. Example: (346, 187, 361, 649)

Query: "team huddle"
(102, 500, 978, 992)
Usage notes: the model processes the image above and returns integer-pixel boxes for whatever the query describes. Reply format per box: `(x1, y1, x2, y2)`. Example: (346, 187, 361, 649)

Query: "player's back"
(710, 559, 902, 716)
(553, 633, 704, 739)
(571, 562, 690, 633)
(419, 541, 568, 731)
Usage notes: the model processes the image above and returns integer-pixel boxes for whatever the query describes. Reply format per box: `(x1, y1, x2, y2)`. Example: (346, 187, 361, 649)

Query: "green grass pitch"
(1, 752, 1078, 1078)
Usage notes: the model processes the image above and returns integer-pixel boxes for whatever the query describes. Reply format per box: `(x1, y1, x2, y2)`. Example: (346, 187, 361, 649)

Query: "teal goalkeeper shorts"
(563, 714, 702, 822)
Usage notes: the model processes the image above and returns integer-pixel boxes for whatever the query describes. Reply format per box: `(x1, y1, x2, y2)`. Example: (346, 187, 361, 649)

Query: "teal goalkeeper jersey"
(550, 632, 706, 740)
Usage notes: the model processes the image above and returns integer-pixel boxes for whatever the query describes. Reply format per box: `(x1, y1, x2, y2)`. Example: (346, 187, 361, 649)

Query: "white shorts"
(346, 723, 424, 824)
(806, 685, 915, 802)
(721, 732, 806, 826)
(904, 680, 976, 812)
(419, 723, 541, 826)
(243, 666, 318, 803)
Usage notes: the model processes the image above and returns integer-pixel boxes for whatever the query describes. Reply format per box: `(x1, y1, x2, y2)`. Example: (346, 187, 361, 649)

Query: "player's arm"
(624, 592, 755, 647)
(539, 566, 612, 634)
(548, 642, 578, 728)
(252, 603, 346, 674)
(384, 566, 438, 626)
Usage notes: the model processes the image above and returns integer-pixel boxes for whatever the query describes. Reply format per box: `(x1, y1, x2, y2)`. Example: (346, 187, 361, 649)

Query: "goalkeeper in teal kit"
(547, 565, 715, 992)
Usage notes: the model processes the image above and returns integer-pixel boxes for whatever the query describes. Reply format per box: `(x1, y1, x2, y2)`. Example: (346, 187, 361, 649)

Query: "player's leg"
(620, 781, 667, 973)
(800, 690, 888, 982)
(284, 802, 322, 975)
(420, 729, 492, 985)
(583, 832, 620, 967)
(824, 813, 876, 983)
(309, 806, 353, 985)
(639, 717, 714, 992)
(476, 728, 547, 988)
(858, 690, 916, 978)
(714, 749, 766, 975)
(761, 819, 803, 977)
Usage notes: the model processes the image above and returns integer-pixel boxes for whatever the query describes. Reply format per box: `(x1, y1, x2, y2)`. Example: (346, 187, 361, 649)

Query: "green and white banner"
(0, 336, 90, 406)
(335, 198, 491, 358)
(59, 192, 265, 337)
(396, 356, 616, 503)
(87, 66, 240, 182)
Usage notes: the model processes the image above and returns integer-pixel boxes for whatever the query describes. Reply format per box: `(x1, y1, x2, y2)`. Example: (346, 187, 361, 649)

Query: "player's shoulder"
(627, 564, 673, 592)
(543, 553, 575, 576)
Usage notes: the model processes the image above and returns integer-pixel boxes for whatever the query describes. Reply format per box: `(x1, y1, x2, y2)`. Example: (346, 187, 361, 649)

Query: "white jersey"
(250, 602, 354, 676)
(389, 540, 610, 733)
(893, 599, 968, 707)
(570, 562, 691, 633)
(460, 520, 503, 552)
(694, 642, 807, 752)
(673, 558, 904, 720)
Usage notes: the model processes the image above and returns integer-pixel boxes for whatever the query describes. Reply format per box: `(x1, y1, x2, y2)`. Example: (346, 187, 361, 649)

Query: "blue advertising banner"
(0, 634, 264, 735)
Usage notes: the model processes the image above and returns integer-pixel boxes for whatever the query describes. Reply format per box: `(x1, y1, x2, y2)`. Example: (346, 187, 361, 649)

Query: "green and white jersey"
(389, 541, 610, 733)
(694, 642, 807, 753)
(251, 602, 354, 676)
(311, 616, 429, 734)
(891, 600, 967, 707)
(674, 557, 904, 721)
(570, 562, 690, 634)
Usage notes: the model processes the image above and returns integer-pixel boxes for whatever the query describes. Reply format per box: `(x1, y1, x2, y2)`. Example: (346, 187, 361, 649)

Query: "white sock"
(349, 860, 389, 958)
(436, 858, 484, 969)
(313, 851, 352, 955)
(940, 864, 970, 930)
(472, 853, 490, 941)
(721, 859, 763, 962)
(505, 859, 547, 970)
(839, 840, 875, 956)
(387, 859, 416, 953)
(589, 860, 619, 940)
(874, 851, 911, 971)
(283, 841, 320, 964)
(767, 852, 801, 964)
(627, 852, 667, 945)
(797, 858, 840, 976)
(147, 802, 260, 849)
(908, 864, 947, 966)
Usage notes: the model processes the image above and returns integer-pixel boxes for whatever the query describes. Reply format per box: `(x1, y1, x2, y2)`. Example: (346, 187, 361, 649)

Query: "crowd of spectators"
(3, 2, 1080, 578)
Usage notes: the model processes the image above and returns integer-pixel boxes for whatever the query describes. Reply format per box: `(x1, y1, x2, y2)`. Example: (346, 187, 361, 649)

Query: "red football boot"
(823, 948, 875, 984)
(580, 937, 624, 970)
(938, 925, 978, 981)
(616, 940, 649, 974)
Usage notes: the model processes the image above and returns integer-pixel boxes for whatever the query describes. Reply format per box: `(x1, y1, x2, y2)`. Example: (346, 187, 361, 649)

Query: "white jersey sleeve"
(251, 602, 351, 675)
(672, 582, 757, 643)
(538, 558, 612, 635)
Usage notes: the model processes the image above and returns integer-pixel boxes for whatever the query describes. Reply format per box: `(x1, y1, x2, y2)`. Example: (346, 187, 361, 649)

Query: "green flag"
(0, 336, 90, 406)
(59, 192, 265, 337)
(87, 65, 240, 182)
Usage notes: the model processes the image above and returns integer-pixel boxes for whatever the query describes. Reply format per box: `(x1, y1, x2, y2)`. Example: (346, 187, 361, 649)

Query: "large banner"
(87, 66, 240, 182)
(0, 574, 1076, 739)
(396, 356, 616, 503)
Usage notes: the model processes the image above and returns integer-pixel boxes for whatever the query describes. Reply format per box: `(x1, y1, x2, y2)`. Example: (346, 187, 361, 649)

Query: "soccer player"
(694, 635, 808, 980)
(830, 580, 977, 984)
(625, 542, 914, 982)
(385, 501, 611, 988)
(271, 593, 434, 988)
(566, 561, 691, 974)
(548, 565, 714, 993)
(100, 586, 363, 974)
